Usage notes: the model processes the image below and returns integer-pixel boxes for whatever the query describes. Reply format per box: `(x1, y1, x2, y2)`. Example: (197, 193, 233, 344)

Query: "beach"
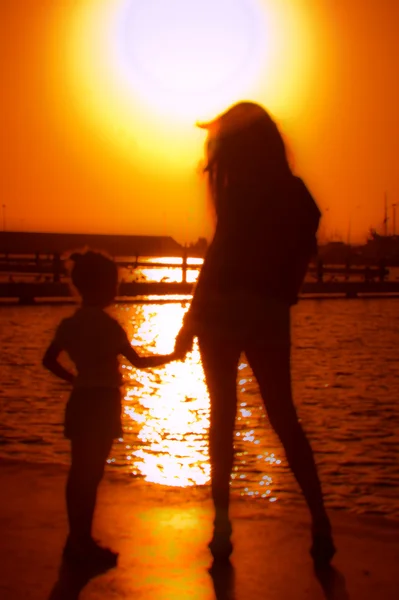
(2, 297, 399, 598)
(1, 459, 399, 600)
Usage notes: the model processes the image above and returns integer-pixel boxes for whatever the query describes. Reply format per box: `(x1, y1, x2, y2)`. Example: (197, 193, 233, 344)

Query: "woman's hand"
(174, 327, 195, 360)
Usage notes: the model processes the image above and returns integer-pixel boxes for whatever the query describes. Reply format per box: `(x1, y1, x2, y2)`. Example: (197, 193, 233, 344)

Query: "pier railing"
(0, 253, 199, 283)
(0, 253, 398, 303)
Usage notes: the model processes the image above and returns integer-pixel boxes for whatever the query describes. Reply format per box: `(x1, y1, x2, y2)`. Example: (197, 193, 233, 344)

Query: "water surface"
(0, 298, 398, 518)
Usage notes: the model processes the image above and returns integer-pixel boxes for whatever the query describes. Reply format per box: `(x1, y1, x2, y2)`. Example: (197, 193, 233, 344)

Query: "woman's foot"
(310, 534, 336, 568)
(63, 537, 118, 569)
(209, 533, 233, 562)
(209, 519, 233, 562)
(310, 518, 336, 568)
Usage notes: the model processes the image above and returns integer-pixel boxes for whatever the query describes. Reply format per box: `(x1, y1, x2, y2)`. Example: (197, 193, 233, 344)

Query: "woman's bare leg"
(245, 342, 331, 531)
(198, 334, 241, 538)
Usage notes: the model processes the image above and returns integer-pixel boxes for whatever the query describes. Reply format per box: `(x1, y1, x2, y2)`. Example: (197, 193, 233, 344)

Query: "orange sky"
(2, 0, 399, 244)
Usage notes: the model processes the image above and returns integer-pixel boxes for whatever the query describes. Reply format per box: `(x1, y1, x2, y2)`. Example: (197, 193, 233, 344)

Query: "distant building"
(0, 231, 184, 257)
(318, 241, 352, 264)
(362, 231, 399, 262)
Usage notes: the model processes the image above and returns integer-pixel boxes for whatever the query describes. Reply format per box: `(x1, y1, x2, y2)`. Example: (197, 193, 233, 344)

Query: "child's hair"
(68, 250, 118, 305)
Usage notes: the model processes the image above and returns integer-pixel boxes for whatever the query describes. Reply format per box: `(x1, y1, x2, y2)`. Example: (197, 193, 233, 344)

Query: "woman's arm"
(172, 239, 219, 358)
(42, 342, 75, 384)
(174, 323, 195, 358)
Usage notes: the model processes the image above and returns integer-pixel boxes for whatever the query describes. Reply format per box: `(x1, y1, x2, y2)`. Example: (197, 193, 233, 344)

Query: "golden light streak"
(121, 302, 210, 486)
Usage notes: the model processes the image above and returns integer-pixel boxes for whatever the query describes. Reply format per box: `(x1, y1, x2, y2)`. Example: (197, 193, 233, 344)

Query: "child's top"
(54, 307, 129, 388)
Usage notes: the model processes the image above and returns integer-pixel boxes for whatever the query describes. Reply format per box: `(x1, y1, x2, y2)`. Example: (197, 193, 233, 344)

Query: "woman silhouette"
(175, 101, 335, 566)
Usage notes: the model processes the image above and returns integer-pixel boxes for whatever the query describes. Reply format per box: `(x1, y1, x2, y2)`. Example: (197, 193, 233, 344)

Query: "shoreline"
(1, 459, 399, 599)
(2, 456, 399, 529)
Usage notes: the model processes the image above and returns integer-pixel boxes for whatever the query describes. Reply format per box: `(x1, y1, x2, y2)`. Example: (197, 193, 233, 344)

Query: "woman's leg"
(198, 334, 241, 530)
(245, 341, 331, 530)
(66, 434, 113, 547)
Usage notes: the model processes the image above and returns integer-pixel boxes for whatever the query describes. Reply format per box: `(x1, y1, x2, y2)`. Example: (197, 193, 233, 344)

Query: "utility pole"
(392, 203, 397, 236)
(347, 218, 351, 246)
(384, 192, 388, 236)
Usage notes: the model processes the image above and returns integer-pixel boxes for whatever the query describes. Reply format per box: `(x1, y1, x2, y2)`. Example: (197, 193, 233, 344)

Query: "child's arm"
(120, 342, 177, 369)
(42, 342, 75, 384)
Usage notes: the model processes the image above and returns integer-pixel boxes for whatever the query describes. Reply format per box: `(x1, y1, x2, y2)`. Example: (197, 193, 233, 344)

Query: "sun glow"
(60, 0, 316, 167)
(112, 0, 265, 121)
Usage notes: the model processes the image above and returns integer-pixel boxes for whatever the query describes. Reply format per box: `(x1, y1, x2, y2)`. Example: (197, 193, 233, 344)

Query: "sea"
(1, 259, 399, 520)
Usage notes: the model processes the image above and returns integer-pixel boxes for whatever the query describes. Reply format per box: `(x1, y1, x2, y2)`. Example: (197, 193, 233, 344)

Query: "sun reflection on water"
(112, 301, 282, 500)
(120, 302, 210, 487)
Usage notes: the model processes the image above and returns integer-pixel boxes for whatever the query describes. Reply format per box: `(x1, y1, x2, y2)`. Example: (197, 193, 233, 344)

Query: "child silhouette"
(43, 250, 180, 569)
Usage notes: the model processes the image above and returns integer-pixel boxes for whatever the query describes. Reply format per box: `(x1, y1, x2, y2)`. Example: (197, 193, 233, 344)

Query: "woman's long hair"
(198, 101, 292, 218)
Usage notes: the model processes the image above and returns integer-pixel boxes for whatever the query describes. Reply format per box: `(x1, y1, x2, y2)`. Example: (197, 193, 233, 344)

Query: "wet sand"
(1, 460, 398, 600)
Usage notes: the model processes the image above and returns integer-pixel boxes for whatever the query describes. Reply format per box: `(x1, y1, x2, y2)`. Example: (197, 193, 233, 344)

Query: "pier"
(1, 253, 399, 303)
(2, 280, 399, 305)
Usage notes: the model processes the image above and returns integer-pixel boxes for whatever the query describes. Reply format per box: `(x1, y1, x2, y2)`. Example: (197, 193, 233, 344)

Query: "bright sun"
(63, 0, 315, 167)
(112, 0, 265, 121)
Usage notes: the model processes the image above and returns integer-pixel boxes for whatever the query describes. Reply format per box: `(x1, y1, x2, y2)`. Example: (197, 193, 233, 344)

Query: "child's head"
(69, 250, 118, 307)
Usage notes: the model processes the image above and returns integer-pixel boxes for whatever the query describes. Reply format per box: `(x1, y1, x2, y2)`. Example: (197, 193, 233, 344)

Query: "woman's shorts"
(190, 291, 291, 347)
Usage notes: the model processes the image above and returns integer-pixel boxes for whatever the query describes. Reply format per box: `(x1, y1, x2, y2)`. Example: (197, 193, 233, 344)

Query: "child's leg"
(66, 434, 113, 547)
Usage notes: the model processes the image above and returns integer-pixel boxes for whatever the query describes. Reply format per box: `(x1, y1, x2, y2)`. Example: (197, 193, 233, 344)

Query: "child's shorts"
(64, 387, 123, 440)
